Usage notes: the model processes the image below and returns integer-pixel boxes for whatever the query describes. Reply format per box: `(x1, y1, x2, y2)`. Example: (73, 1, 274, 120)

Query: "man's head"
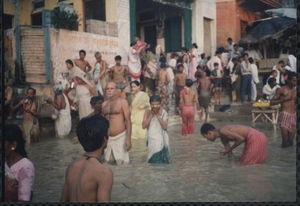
(200, 123, 217, 142)
(134, 35, 140, 43)
(79, 50, 86, 60)
(26, 87, 36, 100)
(267, 77, 277, 88)
(160, 62, 167, 69)
(238, 56, 244, 63)
(106, 82, 118, 99)
(232, 57, 238, 64)
(90, 95, 104, 113)
(173, 53, 179, 60)
(181, 47, 187, 53)
(177, 64, 184, 73)
(287, 72, 297, 87)
(233, 44, 238, 50)
(248, 57, 254, 64)
(65, 59, 74, 69)
(214, 62, 219, 70)
(227, 37, 233, 45)
(53, 83, 63, 94)
(200, 53, 205, 60)
(278, 60, 284, 67)
(243, 53, 249, 60)
(115, 55, 122, 65)
(270, 70, 278, 78)
(215, 50, 222, 57)
(196, 65, 202, 71)
(186, 79, 193, 87)
(76, 115, 109, 152)
(94, 52, 102, 62)
(149, 95, 161, 111)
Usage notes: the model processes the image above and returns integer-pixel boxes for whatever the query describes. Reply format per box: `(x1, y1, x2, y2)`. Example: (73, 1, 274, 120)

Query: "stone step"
(22, 58, 46, 64)
(21, 49, 45, 54)
(21, 29, 44, 36)
(21, 47, 45, 52)
(25, 75, 47, 83)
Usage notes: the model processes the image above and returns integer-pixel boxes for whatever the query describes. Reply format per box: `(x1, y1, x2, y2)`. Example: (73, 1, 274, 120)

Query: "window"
(31, 12, 43, 25)
(57, 0, 68, 3)
(84, 0, 105, 21)
(32, 0, 45, 10)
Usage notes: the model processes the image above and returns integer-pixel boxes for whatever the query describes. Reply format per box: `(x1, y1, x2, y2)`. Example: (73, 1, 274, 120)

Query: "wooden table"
(251, 108, 280, 130)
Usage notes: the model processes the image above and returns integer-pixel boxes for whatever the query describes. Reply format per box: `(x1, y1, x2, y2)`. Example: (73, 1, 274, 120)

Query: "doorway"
(203, 18, 212, 56)
(144, 25, 157, 51)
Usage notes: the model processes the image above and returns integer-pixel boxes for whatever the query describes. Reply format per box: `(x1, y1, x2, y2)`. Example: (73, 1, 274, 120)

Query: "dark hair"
(65, 59, 74, 67)
(207, 56, 211, 61)
(160, 56, 166, 64)
(186, 79, 193, 87)
(76, 115, 110, 152)
(79, 50, 86, 55)
(248, 57, 254, 64)
(130, 42, 136, 47)
(200, 123, 216, 134)
(218, 47, 225, 53)
(192, 43, 198, 49)
(177, 63, 184, 70)
(234, 44, 238, 47)
(90, 95, 104, 106)
(181, 47, 188, 52)
(287, 71, 297, 81)
(278, 60, 284, 64)
(5, 124, 28, 158)
(214, 62, 219, 66)
(215, 50, 222, 55)
(243, 53, 248, 57)
(268, 77, 276, 85)
(200, 53, 205, 59)
(149, 95, 161, 103)
(27, 87, 36, 94)
(160, 62, 167, 68)
(115, 55, 122, 60)
(130, 80, 140, 87)
(232, 57, 238, 62)
(227, 37, 232, 41)
(134, 34, 141, 39)
(196, 65, 202, 69)
(173, 53, 179, 57)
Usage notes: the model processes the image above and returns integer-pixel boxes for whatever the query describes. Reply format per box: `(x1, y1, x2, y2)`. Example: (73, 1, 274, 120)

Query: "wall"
(106, 0, 118, 23)
(50, 28, 119, 81)
(193, 0, 217, 57)
(216, 0, 256, 48)
(85, 19, 118, 37)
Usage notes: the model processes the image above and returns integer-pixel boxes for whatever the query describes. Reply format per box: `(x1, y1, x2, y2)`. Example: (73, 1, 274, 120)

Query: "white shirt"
(228, 43, 235, 58)
(241, 61, 251, 75)
(208, 56, 222, 71)
(250, 63, 259, 84)
(166, 67, 174, 80)
(168, 58, 177, 68)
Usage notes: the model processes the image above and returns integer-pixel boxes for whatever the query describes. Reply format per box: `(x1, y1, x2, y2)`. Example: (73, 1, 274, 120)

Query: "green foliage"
(51, 9, 80, 30)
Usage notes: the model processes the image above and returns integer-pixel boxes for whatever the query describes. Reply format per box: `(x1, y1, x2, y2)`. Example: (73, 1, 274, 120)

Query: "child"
(173, 64, 187, 115)
(109, 55, 128, 99)
(211, 62, 223, 105)
(197, 71, 212, 123)
(142, 95, 170, 163)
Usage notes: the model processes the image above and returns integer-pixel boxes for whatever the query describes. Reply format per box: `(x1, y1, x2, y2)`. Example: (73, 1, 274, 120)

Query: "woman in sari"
(130, 80, 149, 139)
(5, 124, 35, 202)
(73, 72, 97, 119)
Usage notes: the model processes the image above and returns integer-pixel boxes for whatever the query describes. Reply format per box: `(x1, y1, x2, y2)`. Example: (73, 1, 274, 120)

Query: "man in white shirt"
(208, 50, 222, 72)
(230, 44, 241, 59)
(166, 53, 178, 96)
(240, 53, 252, 104)
(249, 57, 259, 102)
(227, 37, 235, 59)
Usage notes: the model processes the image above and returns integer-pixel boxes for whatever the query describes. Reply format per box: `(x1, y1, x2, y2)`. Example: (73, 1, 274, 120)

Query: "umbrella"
(239, 17, 296, 44)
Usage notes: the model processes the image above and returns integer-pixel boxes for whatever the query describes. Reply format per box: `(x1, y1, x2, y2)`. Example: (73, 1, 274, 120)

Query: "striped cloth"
(238, 128, 267, 165)
(279, 111, 296, 132)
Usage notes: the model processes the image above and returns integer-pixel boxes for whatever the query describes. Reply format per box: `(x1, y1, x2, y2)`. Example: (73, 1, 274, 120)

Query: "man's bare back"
(181, 89, 198, 106)
(61, 156, 113, 202)
(159, 69, 169, 84)
(175, 73, 187, 87)
(198, 76, 211, 92)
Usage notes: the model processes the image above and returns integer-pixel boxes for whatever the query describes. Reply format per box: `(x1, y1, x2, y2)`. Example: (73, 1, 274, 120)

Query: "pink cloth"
(8, 158, 35, 201)
(181, 105, 195, 136)
(136, 41, 147, 54)
(188, 48, 199, 81)
(279, 111, 296, 132)
(238, 128, 267, 165)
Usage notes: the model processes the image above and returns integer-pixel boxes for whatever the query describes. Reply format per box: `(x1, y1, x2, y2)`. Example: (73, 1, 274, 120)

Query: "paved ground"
(27, 118, 296, 203)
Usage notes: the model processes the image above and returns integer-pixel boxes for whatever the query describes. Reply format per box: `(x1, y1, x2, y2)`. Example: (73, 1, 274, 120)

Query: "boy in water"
(109, 55, 128, 99)
(211, 62, 223, 105)
(173, 64, 187, 115)
(270, 72, 297, 148)
(61, 115, 113, 202)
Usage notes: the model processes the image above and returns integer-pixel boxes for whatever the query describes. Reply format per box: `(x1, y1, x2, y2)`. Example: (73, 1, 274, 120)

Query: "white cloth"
(208, 56, 222, 71)
(127, 47, 142, 79)
(262, 84, 281, 100)
(221, 52, 228, 67)
(146, 109, 169, 161)
(244, 50, 262, 60)
(288, 55, 296, 72)
(166, 67, 174, 94)
(241, 61, 251, 75)
(250, 63, 259, 84)
(55, 94, 71, 137)
(272, 65, 285, 84)
(74, 85, 94, 119)
(93, 62, 103, 95)
(104, 130, 129, 163)
(228, 42, 235, 58)
(168, 58, 177, 68)
(251, 82, 257, 101)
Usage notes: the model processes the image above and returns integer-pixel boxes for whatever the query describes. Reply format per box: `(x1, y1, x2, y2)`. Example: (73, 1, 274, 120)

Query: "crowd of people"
(4, 35, 297, 202)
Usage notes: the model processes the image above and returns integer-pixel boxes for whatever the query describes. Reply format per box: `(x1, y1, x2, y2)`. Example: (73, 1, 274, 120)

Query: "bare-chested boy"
(179, 79, 201, 136)
(60, 115, 113, 202)
(173, 64, 187, 115)
(74, 50, 92, 75)
(102, 82, 132, 165)
(270, 72, 297, 148)
(157, 62, 170, 112)
(198, 71, 212, 123)
(109, 55, 128, 99)
(11, 87, 40, 143)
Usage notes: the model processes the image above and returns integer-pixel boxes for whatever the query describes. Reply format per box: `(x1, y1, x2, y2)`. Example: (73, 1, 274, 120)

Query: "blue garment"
(241, 74, 252, 102)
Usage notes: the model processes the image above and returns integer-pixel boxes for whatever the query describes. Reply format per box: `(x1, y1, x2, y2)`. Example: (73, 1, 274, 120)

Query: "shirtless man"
(173, 64, 187, 115)
(157, 62, 170, 112)
(102, 82, 132, 165)
(109, 55, 128, 99)
(60, 115, 113, 202)
(11, 87, 40, 143)
(198, 72, 212, 123)
(74, 50, 92, 75)
(270, 72, 297, 148)
(179, 79, 201, 136)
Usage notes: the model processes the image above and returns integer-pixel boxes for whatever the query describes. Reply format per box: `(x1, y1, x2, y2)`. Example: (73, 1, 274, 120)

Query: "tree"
(51, 9, 80, 30)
